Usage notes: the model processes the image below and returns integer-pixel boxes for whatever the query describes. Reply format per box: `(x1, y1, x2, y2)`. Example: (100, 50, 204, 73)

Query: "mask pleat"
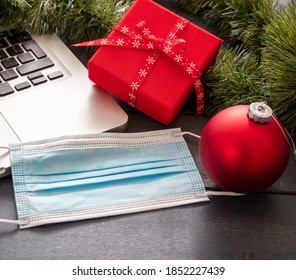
(22, 144, 181, 175)
(25, 158, 192, 186)
(27, 171, 196, 213)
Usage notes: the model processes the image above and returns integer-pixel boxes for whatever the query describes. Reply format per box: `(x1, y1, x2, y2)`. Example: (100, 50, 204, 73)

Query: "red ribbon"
(72, 18, 204, 115)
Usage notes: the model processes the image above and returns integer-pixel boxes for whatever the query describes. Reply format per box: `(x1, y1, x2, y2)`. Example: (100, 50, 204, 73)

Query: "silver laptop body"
(0, 31, 128, 177)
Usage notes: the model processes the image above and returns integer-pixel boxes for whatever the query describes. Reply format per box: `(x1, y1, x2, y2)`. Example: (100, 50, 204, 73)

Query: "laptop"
(0, 29, 128, 178)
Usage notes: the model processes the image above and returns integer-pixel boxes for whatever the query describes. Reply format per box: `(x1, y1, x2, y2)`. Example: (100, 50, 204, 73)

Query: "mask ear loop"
(0, 219, 28, 225)
(173, 131, 201, 139)
(0, 147, 28, 226)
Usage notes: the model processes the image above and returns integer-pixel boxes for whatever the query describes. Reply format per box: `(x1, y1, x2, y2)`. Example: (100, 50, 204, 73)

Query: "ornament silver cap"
(248, 102, 273, 123)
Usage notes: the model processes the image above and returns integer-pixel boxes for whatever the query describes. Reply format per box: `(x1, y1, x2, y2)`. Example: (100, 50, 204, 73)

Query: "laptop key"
(7, 31, 32, 45)
(28, 71, 43, 81)
(1, 57, 19, 69)
(0, 38, 9, 49)
(31, 76, 47, 86)
(22, 40, 47, 59)
(0, 69, 18, 81)
(6, 45, 24, 56)
(15, 81, 31, 91)
(17, 52, 35, 64)
(0, 31, 9, 38)
(16, 57, 54, 75)
(0, 82, 14, 96)
(0, 49, 8, 60)
(48, 71, 64, 80)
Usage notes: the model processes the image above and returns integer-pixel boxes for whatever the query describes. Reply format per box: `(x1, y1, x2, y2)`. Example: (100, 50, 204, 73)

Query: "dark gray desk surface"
(1, 0, 295, 260)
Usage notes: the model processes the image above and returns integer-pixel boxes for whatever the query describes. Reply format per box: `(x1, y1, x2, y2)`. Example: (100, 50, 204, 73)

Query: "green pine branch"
(0, 0, 131, 43)
(223, 0, 276, 57)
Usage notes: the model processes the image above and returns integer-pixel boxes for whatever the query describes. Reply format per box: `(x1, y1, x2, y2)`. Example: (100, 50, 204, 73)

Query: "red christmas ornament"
(199, 103, 290, 193)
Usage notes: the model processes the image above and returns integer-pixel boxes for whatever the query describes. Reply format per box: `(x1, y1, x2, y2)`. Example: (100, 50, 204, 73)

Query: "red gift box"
(84, 0, 223, 124)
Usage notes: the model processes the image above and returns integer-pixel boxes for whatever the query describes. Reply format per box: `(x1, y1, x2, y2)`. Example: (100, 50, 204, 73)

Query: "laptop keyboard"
(0, 30, 64, 97)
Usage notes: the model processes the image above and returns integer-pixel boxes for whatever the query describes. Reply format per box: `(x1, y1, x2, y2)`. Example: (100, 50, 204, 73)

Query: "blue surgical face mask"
(0, 128, 212, 229)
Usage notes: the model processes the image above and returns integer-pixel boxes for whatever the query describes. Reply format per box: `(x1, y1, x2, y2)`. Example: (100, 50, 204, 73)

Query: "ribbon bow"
(136, 21, 187, 50)
(72, 18, 204, 115)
